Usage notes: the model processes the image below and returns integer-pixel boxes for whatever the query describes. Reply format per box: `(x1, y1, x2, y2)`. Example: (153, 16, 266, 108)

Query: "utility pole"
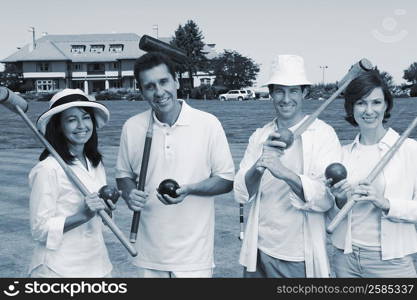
(152, 24, 159, 39)
(319, 65, 328, 85)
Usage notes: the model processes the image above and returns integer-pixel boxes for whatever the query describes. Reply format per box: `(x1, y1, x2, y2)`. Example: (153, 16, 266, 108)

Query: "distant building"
(1, 33, 219, 94)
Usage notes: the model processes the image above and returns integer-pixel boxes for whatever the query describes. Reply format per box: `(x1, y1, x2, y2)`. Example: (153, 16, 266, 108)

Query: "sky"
(1, 0, 416, 87)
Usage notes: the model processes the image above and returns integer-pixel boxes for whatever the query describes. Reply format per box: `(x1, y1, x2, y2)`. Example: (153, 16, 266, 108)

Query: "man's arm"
(244, 163, 264, 199)
(116, 177, 148, 211)
(116, 177, 136, 201)
(160, 176, 233, 204)
(257, 153, 306, 201)
(186, 175, 233, 196)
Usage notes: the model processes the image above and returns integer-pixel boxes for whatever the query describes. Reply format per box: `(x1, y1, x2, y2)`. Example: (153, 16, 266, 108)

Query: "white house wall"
(24, 72, 66, 78)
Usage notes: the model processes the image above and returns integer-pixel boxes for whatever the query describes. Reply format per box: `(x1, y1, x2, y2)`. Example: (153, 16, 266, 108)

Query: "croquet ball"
(272, 128, 294, 149)
(98, 185, 120, 203)
(158, 179, 180, 198)
(325, 163, 347, 186)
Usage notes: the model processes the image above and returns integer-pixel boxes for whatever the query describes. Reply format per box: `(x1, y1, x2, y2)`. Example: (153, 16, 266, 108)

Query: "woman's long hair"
(39, 107, 102, 167)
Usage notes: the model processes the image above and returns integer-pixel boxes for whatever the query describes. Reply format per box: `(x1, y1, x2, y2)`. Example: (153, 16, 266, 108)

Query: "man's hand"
(258, 149, 290, 180)
(157, 185, 191, 205)
(256, 132, 286, 172)
(125, 189, 149, 212)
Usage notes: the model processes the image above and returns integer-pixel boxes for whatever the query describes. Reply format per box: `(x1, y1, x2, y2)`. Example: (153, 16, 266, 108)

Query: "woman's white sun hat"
(263, 54, 312, 87)
(36, 88, 110, 134)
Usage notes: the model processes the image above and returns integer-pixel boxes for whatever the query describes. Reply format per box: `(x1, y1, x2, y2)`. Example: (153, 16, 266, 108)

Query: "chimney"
(28, 27, 36, 51)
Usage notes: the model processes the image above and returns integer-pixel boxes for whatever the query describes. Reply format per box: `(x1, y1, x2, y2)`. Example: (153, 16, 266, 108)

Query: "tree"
(0, 63, 23, 91)
(380, 71, 394, 89)
(403, 62, 417, 84)
(211, 50, 260, 90)
(171, 20, 207, 89)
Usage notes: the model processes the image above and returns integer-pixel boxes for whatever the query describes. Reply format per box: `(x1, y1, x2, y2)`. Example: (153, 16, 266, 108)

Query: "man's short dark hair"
(134, 52, 177, 88)
(344, 70, 393, 126)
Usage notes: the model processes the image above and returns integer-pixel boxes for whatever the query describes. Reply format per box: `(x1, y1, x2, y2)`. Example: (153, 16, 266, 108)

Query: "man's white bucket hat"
(263, 54, 312, 87)
(37, 88, 110, 134)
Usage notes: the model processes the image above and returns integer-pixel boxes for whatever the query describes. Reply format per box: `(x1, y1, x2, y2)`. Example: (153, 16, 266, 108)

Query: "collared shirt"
(28, 156, 112, 277)
(234, 116, 341, 277)
(330, 128, 417, 260)
(116, 100, 235, 271)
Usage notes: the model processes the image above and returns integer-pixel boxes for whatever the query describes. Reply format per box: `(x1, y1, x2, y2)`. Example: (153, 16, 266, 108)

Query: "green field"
(0, 98, 416, 277)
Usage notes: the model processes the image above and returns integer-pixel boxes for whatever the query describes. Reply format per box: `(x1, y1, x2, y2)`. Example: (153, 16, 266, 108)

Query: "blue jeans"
(333, 245, 417, 278)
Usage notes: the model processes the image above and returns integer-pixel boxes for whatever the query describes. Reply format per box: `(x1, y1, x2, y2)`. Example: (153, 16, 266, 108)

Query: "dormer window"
(109, 44, 124, 53)
(71, 45, 86, 54)
(90, 45, 105, 53)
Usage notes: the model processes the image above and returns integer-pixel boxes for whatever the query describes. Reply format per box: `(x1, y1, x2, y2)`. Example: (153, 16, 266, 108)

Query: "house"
(1, 33, 146, 94)
(159, 38, 218, 88)
(1, 33, 219, 94)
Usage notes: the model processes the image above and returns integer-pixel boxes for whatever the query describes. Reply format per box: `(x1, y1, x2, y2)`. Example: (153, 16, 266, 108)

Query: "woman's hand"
(351, 180, 390, 212)
(326, 179, 351, 209)
(84, 192, 106, 217)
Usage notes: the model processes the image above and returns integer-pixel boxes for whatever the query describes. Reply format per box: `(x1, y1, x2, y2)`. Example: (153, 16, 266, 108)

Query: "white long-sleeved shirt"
(28, 156, 112, 277)
(330, 128, 417, 260)
(234, 116, 341, 277)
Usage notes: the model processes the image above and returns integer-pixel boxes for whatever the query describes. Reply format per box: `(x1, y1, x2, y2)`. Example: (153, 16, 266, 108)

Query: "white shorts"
(29, 264, 112, 278)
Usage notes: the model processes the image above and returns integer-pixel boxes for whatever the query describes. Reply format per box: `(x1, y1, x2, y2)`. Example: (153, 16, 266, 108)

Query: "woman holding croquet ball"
(28, 88, 113, 277)
(328, 70, 417, 277)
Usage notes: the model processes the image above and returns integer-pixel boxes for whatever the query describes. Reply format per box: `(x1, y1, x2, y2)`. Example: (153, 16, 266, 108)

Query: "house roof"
(2, 33, 219, 63)
(2, 33, 145, 63)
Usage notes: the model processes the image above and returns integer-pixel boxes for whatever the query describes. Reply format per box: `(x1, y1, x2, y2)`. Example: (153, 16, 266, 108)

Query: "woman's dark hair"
(39, 107, 102, 167)
(344, 70, 393, 126)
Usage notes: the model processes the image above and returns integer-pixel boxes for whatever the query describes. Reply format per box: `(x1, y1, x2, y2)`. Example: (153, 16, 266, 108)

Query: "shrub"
(190, 85, 217, 100)
(20, 91, 57, 102)
(392, 86, 410, 98)
(94, 88, 143, 101)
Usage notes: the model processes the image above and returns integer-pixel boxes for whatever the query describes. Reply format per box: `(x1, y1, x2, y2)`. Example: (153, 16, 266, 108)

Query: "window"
(87, 63, 105, 74)
(37, 63, 50, 72)
(109, 44, 124, 53)
(90, 45, 105, 53)
(109, 80, 122, 89)
(72, 81, 84, 90)
(112, 62, 119, 69)
(200, 78, 211, 85)
(72, 63, 82, 71)
(36, 80, 56, 92)
(71, 45, 86, 54)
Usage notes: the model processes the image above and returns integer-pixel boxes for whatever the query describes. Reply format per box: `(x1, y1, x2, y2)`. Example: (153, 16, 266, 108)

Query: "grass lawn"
(0, 98, 416, 277)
